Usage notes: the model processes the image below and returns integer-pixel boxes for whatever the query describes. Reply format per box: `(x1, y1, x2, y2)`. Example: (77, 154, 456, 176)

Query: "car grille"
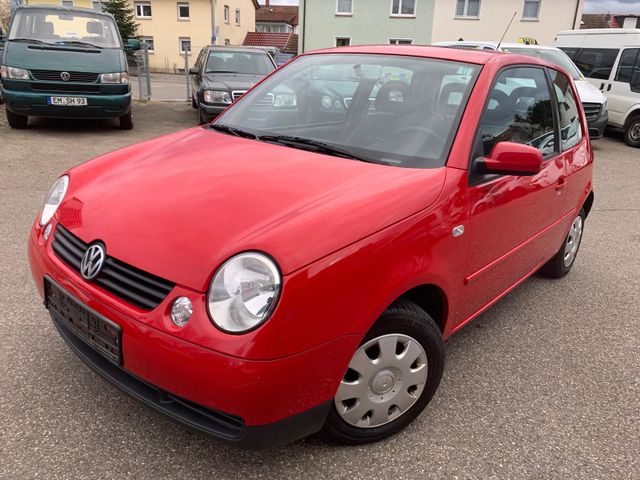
(31, 83, 101, 93)
(256, 93, 275, 107)
(52, 225, 175, 310)
(582, 102, 602, 122)
(31, 70, 99, 83)
(232, 90, 247, 102)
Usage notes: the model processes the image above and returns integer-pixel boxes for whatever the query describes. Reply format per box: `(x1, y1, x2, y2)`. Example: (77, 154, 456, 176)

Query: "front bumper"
(1, 87, 131, 119)
(198, 102, 228, 121)
(587, 110, 608, 139)
(28, 223, 357, 448)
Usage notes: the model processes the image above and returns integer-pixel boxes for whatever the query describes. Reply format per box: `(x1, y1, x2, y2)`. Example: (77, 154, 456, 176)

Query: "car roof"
(206, 45, 271, 54)
(434, 41, 563, 52)
(14, 4, 113, 16)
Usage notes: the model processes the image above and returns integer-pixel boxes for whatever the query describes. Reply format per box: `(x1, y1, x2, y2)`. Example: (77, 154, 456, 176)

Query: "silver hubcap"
(630, 122, 640, 142)
(563, 215, 583, 267)
(334, 334, 428, 428)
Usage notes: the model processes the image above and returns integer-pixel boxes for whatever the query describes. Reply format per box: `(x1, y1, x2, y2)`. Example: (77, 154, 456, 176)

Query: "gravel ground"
(0, 103, 638, 479)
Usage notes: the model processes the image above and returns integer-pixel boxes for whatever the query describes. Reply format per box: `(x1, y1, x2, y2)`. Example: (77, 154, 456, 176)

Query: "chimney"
(265, 0, 270, 6)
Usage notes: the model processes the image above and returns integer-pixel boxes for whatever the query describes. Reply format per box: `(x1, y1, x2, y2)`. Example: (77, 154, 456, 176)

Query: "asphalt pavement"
(0, 103, 638, 479)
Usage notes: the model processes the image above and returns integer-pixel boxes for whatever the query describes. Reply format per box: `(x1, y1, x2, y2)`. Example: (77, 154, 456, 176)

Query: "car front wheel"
(6, 109, 28, 129)
(119, 111, 133, 130)
(322, 301, 444, 445)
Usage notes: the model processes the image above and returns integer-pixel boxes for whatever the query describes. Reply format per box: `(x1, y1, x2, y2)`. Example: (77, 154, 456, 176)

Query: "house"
(243, 31, 297, 54)
(21, 0, 259, 73)
(299, 0, 585, 53)
(255, 0, 298, 34)
(581, 14, 640, 29)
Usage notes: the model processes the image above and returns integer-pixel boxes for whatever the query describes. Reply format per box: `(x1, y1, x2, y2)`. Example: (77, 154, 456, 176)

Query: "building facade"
(21, 0, 258, 72)
(255, 1, 298, 34)
(299, 0, 436, 53)
(299, 0, 585, 53)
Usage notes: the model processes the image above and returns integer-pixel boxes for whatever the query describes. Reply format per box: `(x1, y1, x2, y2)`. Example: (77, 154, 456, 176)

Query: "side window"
(549, 70, 583, 151)
(480, 67, 556, 157)
(615, 48, 640, 92)
(573, 48, 619, 80)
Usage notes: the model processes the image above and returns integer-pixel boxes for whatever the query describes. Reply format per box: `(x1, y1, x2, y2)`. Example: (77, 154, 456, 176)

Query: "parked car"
(0, 5, 139, 130)
(434, 40, 609, 139)
(556, 28, 640, 147)
(189, 46, 276, 124)
(29, 45, 593, 449)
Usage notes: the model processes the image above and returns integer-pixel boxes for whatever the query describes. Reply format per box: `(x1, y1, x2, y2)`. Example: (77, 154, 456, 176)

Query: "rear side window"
(479, 67, 556, 157)
(549, 70, 583, 150)
(572, 48, 619, 80)
(615, 48, 640, 92)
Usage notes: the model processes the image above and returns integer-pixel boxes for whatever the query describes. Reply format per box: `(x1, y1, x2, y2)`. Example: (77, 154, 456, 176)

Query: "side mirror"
(480, 142, 543, 176)
(189, 67, 199, 75)
(124, 38, 141, 51)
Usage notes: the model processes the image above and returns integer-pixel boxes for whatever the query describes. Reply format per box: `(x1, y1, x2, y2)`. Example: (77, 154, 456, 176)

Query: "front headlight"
(40, 175, 69, 226)
(601, 100, 607, 113)
(207, 252, 281, 333)
(100, 72, 129, 84)
(1, 65, 30, 80)
(204, 90, 232, 104)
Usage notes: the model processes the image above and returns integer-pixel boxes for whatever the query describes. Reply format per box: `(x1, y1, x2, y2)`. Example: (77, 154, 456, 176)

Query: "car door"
(606, 48, 640, 128)
(456, 66, 567, 325)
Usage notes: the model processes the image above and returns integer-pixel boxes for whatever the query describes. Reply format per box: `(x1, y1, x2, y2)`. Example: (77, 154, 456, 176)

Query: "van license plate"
(48, 96, 88, 106)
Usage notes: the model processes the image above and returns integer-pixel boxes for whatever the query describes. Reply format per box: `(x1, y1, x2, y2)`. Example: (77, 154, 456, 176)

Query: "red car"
(28, 46, 593, 449)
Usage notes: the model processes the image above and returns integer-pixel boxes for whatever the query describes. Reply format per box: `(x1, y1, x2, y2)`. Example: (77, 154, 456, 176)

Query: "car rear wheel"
(624, 114, 640, 148)
(119, 111, 133, 130)
(6, 109, 28, 129)
(540, 209, 585, 278)
(322, 301, 444, 445)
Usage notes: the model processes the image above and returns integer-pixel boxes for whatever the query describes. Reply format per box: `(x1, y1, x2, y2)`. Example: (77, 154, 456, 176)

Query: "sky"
(261, 0, 640, 14)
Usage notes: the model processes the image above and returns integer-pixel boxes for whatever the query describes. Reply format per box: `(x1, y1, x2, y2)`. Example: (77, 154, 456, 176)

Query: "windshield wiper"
(55, 40, 102, 49)
(209, 123, 257, 139)
(9, 38, 54, 45)
(258, 135, 375, 163)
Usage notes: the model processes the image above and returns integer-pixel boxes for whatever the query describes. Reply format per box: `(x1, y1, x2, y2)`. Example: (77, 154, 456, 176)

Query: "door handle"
(556, 177, 566, 193)
(600, 82, 605, 90)
(607, 84, 612, 91)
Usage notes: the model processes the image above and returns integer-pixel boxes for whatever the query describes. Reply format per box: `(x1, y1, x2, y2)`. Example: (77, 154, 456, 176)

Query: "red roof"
(256, 5, 298, 26)
(243, 32, 298, 54)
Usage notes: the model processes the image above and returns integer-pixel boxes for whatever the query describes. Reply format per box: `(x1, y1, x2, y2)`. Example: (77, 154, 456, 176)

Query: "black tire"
(540, 208, 586, 278)
(191, 95, 198, 109)
(322, 300, 444, 445)
(623, 114, 640, 148)
(119, 111, 133, 130)
(6, 109, 28, 129)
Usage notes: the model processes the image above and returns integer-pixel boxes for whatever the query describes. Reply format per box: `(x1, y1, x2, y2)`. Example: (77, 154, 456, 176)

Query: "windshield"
(215, 54, 481, 168)
(205, 51, 275, 75)
(502, 47, 582, 80)
(8, 8, 121, 48)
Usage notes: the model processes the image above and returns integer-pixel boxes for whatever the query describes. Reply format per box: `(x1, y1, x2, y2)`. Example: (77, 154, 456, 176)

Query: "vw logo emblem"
(81, 244, 106, 281)
(60, 71, 71, 82)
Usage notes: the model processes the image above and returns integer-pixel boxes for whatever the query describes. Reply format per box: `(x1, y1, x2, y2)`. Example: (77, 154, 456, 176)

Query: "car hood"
(202, 73, 265, 92)
(58, 128, 446, 291)
(3, 41, 125, 72)
(575, 79, 606, 104)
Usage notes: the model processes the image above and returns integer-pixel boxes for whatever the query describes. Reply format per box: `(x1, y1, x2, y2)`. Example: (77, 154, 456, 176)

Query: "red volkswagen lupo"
(28, 46, 593, 449)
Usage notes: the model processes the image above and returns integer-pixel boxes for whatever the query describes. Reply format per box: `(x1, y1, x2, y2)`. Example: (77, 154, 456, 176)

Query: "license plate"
(48, 96, 88, 106)
(45, 278, 122, 365)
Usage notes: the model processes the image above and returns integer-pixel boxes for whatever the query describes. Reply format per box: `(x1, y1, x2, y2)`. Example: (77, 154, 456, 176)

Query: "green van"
(0, 5, 139, 129)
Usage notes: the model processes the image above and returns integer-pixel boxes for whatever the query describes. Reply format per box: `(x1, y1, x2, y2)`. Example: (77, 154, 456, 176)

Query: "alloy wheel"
(563, 215, 584, 267)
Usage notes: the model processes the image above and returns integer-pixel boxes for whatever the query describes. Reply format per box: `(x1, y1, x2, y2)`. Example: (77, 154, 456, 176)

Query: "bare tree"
(0, 0, 11, 31)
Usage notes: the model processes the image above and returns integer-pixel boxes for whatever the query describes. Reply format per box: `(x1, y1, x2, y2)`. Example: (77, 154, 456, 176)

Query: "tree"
(0, 0, 11, 31)
(102, 0, 138, 40)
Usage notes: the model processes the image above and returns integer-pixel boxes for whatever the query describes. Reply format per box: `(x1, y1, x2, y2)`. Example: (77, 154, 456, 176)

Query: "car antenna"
(496, 11, 518, 50)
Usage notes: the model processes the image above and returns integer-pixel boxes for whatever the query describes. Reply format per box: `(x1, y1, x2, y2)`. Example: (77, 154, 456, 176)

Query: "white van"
(433, 41, 609, 139)
(556, 29, 640, 147)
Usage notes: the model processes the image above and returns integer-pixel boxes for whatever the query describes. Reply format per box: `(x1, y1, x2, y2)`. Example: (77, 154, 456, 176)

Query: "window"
(61, 0, 74, 6)
(335, 37, 351, 47)
(480, 67, 555, 157)
(224, 5, 229, 23)
(391, 0, 415, 16)
(549, 70, 582, 150)
(135, 2, 152, 18)
(235, 8, 240, 25)
(571, 48, 619, 80)
(455, 0, 480, 17)
(389, 39, 413, 45)
(522, 0, 540, 19)
(179, 37, 191, 54)
(224, 38, 230, 46)
(140, 36, 154, 52)
(336, 0, 352, 15)
(177, 2, 190, 20)
(615, 48, 640, 92)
